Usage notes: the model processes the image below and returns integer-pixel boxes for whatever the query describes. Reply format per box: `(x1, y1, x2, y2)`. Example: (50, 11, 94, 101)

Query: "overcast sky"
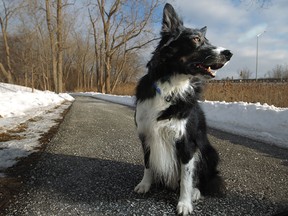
(152, 0, 288, 79)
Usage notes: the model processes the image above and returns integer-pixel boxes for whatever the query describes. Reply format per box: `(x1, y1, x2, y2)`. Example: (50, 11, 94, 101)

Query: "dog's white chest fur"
(135, 74, 192, 187)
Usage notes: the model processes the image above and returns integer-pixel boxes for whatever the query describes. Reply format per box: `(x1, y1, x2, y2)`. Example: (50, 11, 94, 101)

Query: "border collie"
(134, 3, 232, 215)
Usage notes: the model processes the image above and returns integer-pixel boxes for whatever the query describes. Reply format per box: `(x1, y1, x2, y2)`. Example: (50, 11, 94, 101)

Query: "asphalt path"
(3, 96, 288, 215)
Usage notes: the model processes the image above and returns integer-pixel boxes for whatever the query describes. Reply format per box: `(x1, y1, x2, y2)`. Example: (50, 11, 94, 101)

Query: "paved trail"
(3, 96, 288, 215)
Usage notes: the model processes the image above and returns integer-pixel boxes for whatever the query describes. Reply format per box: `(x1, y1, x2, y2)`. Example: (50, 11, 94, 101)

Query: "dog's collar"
(152, 76, 171, 95)
(153, 83, 173, 102)
(153, 83, 162, 94)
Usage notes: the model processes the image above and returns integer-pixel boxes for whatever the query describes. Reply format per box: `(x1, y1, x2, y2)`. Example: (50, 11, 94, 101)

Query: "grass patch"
(0, 123, 27, 142)
(7, 123, 27, 134)
(203, 81, 288, 107)
(0, 132, 24, 142)
(110, 81, 288, 108)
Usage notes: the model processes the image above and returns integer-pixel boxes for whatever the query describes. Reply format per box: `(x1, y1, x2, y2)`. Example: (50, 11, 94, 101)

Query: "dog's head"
(148, 3, 232, 78)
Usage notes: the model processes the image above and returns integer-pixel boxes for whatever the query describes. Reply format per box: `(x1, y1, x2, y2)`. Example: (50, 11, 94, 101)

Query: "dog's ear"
(161, 3, 183, 35)
(200, 26, 207, 36)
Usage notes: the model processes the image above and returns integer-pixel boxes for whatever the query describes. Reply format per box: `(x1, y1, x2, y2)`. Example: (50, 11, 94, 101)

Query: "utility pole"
(255, 31, 266, 80)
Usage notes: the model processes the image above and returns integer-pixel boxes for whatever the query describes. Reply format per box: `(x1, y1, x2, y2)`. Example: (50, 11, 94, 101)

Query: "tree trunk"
(89, 10, 102, 92)
(31, 66, 34, 93)
(105, 55, 111, 93)
(57, 0, 63, 93)
(99, 43, 105, 92)
(0, 17, 13, 83)
(45, 0, 58, 92)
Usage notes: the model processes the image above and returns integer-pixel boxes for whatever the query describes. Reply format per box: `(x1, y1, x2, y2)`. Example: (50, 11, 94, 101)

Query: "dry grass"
(0, 133, 24, 142)
(113, 83, 136, 96)
(74, 84, 136, 96)
(0, 124, 27, 142)
(203, 81, 288, 107)
(7, 123, 27, 133)
(113, 81, 288, 108)
(73, 87, 99, 93)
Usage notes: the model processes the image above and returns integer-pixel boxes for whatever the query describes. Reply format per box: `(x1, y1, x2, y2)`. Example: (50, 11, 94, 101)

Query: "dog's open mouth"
(196, 63, 225, 78)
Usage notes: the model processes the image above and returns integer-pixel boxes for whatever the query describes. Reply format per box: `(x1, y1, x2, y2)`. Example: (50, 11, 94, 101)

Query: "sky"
(148, 0, 288, 79)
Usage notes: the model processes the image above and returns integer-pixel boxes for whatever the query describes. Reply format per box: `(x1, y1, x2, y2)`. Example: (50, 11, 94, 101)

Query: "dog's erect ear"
(161, 3, 183, 35)
(200, 26, 207, 36)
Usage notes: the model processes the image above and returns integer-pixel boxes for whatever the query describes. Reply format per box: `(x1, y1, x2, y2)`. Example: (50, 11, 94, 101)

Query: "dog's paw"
(191, 188, 201, 202)
(177, 201, 193, 215)
(134, 182, 151, 194)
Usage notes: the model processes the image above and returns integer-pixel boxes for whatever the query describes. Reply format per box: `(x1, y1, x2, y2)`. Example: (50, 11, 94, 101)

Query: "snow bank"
(72, 92, 135, 107)
(83, 92, 288, 149)
(0, 83, 74, 118)
(0, 91, 73, 118)
(200, 101, 288, 148)
(0, 83, 74, 175)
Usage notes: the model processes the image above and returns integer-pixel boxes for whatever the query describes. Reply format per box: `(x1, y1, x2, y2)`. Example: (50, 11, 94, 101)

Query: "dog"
(134, 3, 232, 215)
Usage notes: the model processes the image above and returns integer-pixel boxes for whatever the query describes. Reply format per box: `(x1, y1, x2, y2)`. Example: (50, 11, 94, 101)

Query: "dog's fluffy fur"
(134, 3, 232, 215)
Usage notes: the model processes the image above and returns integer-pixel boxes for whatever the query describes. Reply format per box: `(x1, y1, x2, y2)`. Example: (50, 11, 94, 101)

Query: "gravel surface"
(3, 96, 288, 216)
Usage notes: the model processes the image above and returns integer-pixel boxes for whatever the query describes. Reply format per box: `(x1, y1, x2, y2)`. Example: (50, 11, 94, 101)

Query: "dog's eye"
(193, 37, 201, 42)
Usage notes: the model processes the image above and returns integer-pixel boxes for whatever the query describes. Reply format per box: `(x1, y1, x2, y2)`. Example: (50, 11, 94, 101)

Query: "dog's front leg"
(135, 137, 153, 194)
(177, 157, 197, 215)
(134, 168, 153, 193)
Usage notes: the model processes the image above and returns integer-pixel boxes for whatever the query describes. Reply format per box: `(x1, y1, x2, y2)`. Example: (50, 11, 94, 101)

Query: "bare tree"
(267, 64, 288, 79)
(71, 29, 94, 90)
(45, 0, 58, 92)
(89, 0, 160, 93)
(0, 0, 23, 83)
(44, 0, 72, 92)
(89, 8, 105, 92)
(56, 0, 63, 92)
(111, 51, 143, 84)
(15, 0, 56, 90)
(238, 67, 253, 79)
(0, 0, 160, 93)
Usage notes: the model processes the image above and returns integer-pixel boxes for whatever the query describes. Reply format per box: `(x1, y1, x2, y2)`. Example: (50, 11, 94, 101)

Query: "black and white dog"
(134, 3, 232, 215)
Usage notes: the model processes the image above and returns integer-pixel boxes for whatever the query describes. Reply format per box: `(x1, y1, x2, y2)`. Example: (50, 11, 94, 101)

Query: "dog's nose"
(221, 50, 233, 60)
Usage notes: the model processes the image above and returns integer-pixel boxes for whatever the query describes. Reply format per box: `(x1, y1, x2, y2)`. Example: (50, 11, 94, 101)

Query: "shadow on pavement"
(3, 151, 287, 215)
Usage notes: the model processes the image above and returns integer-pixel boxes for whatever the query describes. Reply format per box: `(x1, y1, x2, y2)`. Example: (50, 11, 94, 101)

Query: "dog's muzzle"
(221, 49, 233, 61)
